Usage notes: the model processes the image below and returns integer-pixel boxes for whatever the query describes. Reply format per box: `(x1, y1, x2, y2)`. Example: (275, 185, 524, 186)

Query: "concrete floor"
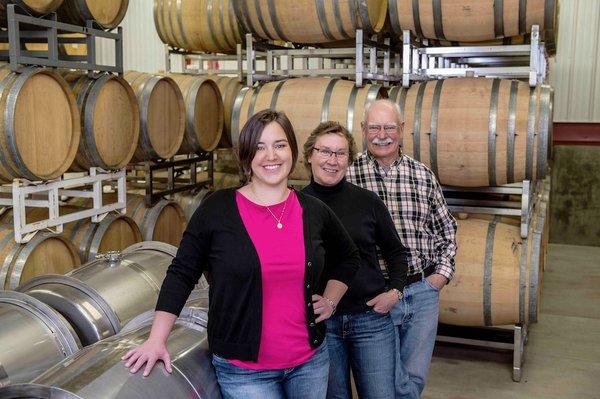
(422, 244, 600, 398)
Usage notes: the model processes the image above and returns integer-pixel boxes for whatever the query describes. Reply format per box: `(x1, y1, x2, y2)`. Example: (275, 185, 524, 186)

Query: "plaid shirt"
(347, 151, 457, 282)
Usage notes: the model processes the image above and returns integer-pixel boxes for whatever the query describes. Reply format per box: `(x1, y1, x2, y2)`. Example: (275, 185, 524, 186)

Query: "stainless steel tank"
(0, 291, 81, 387)
(17, 241, 178, 346)
(0, 301, 220, 399)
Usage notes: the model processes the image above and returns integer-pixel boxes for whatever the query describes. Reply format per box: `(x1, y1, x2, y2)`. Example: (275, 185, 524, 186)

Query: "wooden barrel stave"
(0, 65, 80, 182)
(168, 74, 224, 153)
(125, 71, 186, 162)
(61, 71, 140, 171)
(0, 0, 64, 26)
(232, 77, 385, 181)
(57, 0, 129, 29)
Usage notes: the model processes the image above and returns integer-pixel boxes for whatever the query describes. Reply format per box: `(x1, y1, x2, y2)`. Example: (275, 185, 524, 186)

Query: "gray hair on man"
(362, 99, 405, 129)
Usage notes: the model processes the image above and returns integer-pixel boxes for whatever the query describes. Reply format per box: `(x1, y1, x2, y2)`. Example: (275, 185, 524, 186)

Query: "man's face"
(363, 102, 402, 164)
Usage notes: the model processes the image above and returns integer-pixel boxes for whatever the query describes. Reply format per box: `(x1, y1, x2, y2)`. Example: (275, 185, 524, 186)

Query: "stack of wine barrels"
(154, 0, 244, 54)
(0, 65, 80, 182)
(388, 0, 557, 53)
(168, 74, 224, 153)
(125, 71, 186, 162)
(232, 77, 385, 180)
(61, 71, 140, 171)
(388, 78, 553, 187)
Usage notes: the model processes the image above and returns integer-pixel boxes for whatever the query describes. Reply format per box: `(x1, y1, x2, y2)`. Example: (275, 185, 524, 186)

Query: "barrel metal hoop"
(127, 196, 148, 229)
(348, 0, 358, 30)
(0, 232, 17, 288)
(234, 0, 252, 37)
(494, 0, 505, 38)
(5, 68, 44, 180)
(412, 0, 423, 37)
(545, 0, 555, 32)
(525, 87, 536, 179)
(80, 218, 100, 262)
(537, 87, 551, 179)
(253, 0, 275, 40)
(347, 85, 360, 137)
(432, 0, 446, 40)
(269, 79, 287, 110)
(205, 0, 226, 52)
(529, 228, 542, 322)
(388, 0, 402, 35)
(75, 0, 93, 24)
(153, 0, 168, 44)
(429, 79, 444, 177)
(412, 82, 427, 161)
(483, 217, 500, 326)
(247, 83, 264, 120)
(357, 0, 374, 34)
(218, 0, 234, 49)
(267, 0, 290, 42)
(0, 72, 21, 179)
(315, 0, 336, 41)
(399, 87, 408, 120)
(84, 74, 114, 169)
(138, 75, 162, 160)
(184, 78, 205, 151)
(321, 79, 340, 122)
(175, 0, 194, 50)
(333, 0, 351, 39)
(8, 232, 58, 290)
(488, 79, 501, 186)
(163, 0, 179, 47)
(519, 0, 528, 34)
(507, 80, 519, 183)
(518, 236, 528, 323)
(231, 86, 251, 146)
(140, 201, 167, 241)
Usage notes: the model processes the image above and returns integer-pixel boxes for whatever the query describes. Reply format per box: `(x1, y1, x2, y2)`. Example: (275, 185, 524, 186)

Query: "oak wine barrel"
(207, 75, 244, 148)
(388, 0, 557, 44)
(61, 71, 140, 171)
(169, 74, 224, 153)
(125, 194, 186, 247)
(125, 71, 186, 162)
(153, 0, 243, 54)
(390, 78, 553, 187)
(0, 65, 80, 182)
(232, 77, 385, 180)
(0, 0, 64, 26)
(174, 189, 213, 222)
(233, 0, 387, 44)
(57, 0, 128, 29)
(0, 226, 80, 290)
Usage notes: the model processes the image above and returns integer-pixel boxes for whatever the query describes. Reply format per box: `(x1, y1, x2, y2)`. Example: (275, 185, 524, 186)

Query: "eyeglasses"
(364, 124, 401, 134)
(313, 147, 349, 160)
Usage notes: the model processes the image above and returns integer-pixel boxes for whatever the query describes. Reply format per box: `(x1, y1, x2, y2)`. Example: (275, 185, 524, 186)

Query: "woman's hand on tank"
(367, 290, 399, 314)
(121, 338, 172, 377)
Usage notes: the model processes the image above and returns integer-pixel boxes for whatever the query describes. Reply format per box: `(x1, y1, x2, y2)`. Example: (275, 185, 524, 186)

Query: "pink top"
(231, 190, 316, 370)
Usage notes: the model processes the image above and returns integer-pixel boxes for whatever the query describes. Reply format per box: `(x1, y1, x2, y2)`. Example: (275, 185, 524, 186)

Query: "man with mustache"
(346, 99, 457, 398)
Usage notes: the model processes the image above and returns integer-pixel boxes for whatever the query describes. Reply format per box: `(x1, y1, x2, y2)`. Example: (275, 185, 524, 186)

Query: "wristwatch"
(390, 288, 403, 301)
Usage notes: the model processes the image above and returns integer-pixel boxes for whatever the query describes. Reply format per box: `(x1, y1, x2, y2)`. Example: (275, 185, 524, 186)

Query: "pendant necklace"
(265, 197, 287, 229)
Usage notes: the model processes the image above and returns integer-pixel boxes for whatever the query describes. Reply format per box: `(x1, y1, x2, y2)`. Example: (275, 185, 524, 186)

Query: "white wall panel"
(96, 0, 165, 73)
(549, 0, 600, 122)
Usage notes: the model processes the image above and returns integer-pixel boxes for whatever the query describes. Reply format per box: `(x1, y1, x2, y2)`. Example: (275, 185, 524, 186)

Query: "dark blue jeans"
(212, 342, 329, 399)
(325, 310, 396, 399)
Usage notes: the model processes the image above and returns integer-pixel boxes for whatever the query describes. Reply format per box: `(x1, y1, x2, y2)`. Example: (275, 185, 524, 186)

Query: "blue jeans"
(326, 310, 396, 399)
(390, 279, 440, 398)
(212, 342, 329, 399)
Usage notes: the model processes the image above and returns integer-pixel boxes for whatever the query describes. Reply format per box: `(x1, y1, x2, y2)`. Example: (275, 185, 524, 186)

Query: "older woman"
(123, 110, 360, 399)
(301, 121, 409, 399)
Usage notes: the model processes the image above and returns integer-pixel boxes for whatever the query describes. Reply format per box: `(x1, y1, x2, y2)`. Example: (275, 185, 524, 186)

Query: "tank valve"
(96, 251, 123, 267)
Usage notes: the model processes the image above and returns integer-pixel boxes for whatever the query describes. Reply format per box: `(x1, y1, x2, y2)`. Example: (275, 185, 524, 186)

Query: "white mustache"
(371, 137, 393, 145)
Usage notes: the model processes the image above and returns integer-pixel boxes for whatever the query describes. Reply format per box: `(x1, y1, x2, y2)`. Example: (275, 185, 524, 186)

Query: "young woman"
(301, 121, 409, 399)
(123, 110, 360, 399)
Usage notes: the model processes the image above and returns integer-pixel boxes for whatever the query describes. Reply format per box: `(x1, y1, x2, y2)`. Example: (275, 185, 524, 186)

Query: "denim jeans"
(211, 342, 329, 399)
(389, 279, 440, 399)
(325, 310, 396, 399)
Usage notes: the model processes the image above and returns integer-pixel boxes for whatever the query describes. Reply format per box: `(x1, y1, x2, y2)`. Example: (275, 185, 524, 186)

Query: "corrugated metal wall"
(549, 0, 600, 122)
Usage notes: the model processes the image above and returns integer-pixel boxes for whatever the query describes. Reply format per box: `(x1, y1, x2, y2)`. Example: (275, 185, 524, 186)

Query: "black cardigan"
(156, 188, 360, 361)
(302, 178, 409, 314)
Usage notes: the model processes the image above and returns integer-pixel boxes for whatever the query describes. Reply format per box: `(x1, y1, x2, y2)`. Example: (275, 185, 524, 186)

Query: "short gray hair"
(362, 99, 404, 129)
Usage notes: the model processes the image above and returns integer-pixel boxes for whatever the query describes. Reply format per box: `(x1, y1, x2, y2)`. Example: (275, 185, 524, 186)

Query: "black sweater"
(156, 188, 360, 361)
(302, 178, 409, 314)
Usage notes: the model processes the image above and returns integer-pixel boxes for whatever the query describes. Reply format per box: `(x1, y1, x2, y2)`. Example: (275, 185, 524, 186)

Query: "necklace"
(265, 197, 287, 229)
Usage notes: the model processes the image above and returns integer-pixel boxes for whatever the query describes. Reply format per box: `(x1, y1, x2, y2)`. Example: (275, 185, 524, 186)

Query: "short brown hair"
(303, 121, 357, 172)
(236, 109, 298, 183)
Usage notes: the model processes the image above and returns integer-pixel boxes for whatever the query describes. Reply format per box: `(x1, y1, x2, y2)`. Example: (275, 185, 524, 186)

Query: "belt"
(406, 264, 435, 286)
